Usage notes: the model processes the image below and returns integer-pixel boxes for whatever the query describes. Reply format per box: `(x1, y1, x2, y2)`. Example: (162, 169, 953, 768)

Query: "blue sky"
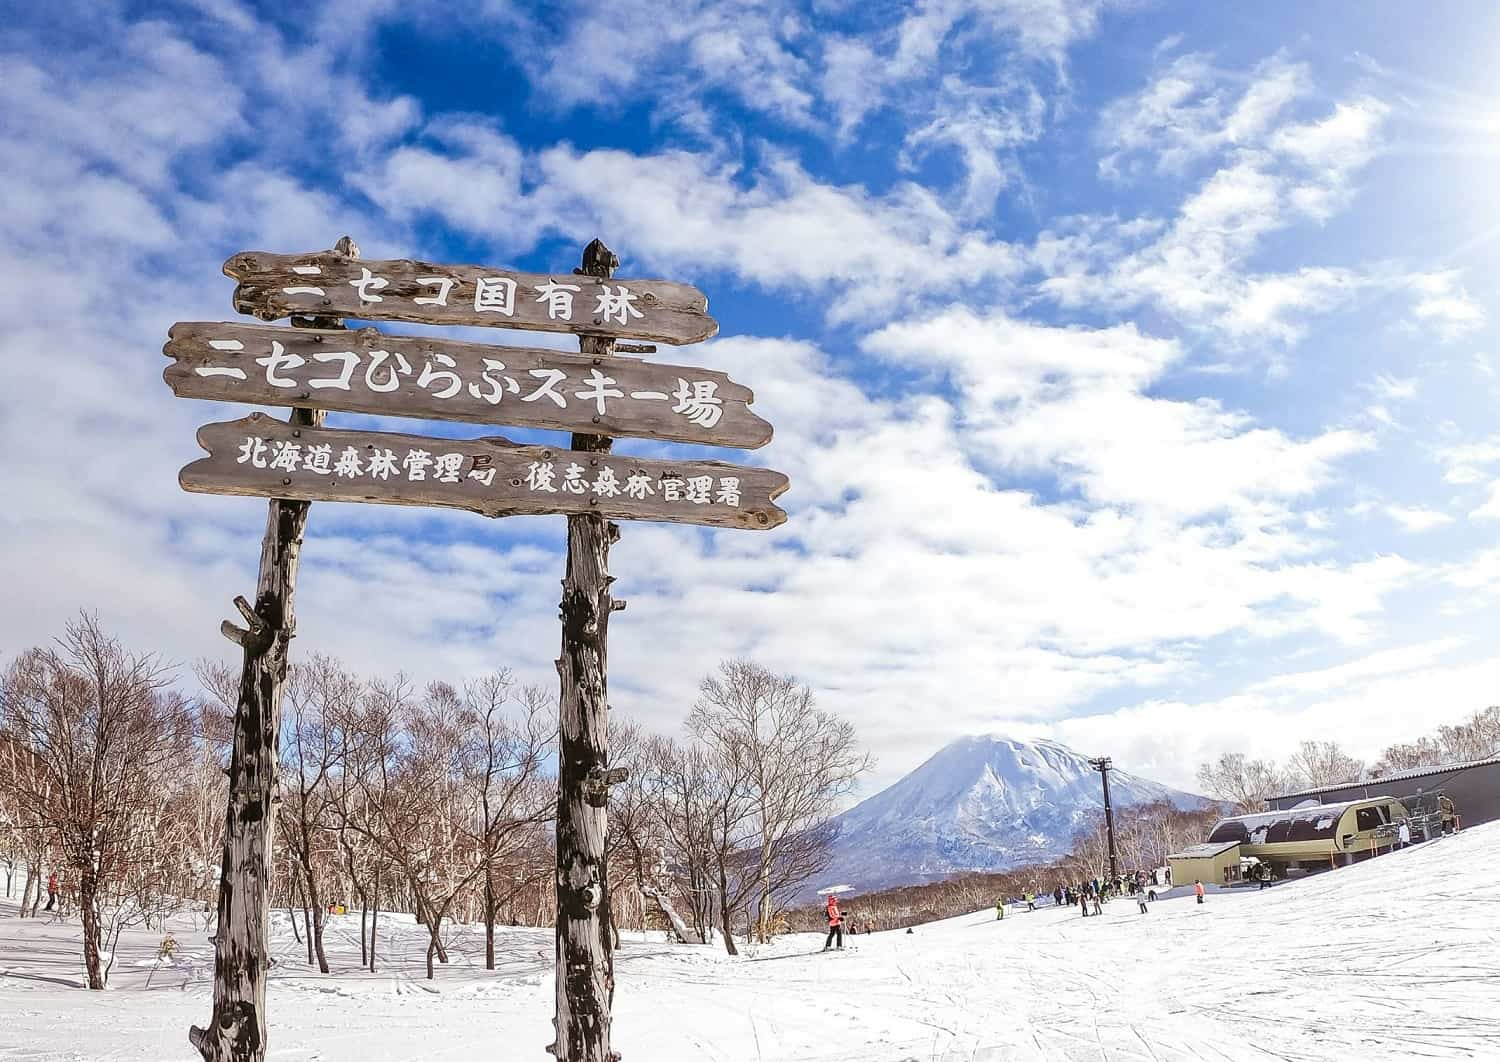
(5, 0, 1500, 795)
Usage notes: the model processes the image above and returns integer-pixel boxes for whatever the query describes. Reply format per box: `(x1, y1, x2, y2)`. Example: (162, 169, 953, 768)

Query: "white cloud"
(0, 4, 1470, 803)
(482, 0, 816, 126)
(1049, 60, 1393, 343)
(901, 75, 1046, 216)
(821, 0, 1108, 136)
(863, 307, 1371, 520)
(1385, 505, 1454, 532)
(1436, 435, 1500, 485)
(1470, 483, 1500, 521)
(351, 132, 1024, 324)
(1098, 53, 1307, 179)
(1407, 270, 1486, 340)
(1052, 647, 1499, 791)
(1373, 374, 1419, 401)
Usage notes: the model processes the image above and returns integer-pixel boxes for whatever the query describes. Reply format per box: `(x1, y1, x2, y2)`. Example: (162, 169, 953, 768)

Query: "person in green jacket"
(995, 898, 1005, 921)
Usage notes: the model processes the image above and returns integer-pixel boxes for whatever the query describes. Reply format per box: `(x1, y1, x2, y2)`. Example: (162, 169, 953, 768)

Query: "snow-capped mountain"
(820, 736, 1210, 893)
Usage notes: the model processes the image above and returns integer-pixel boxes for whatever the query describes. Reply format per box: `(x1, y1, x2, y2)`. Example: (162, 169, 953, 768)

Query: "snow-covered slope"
(822, 735, 1210, 891)
(2, 822, 1493, 1060)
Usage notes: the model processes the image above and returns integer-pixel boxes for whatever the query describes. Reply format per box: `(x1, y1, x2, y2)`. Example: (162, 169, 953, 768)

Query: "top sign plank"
(224, 250, 718, 345)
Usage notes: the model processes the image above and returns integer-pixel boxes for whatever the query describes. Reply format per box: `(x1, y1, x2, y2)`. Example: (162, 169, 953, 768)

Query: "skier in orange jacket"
(823, 895, 843, 951)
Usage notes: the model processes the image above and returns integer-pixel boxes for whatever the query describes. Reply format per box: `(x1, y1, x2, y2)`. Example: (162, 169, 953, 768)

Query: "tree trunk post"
(485, 867, 496, 970)
(552, 238, 624, 1062)
(369, 879, 379, 973)
(79, 867, 104, 989)
(190, 237, 357, 1062)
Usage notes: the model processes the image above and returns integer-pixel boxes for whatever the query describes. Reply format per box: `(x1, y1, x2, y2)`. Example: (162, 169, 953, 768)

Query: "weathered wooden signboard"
(183, 415, 788, 528)
(225, 250, 717, 344)
(164, 321, 771, 448)
(170, 236, 786, 1062)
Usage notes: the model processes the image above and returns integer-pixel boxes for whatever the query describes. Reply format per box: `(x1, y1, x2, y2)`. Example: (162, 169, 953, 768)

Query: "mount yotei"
(822, 736, 1210, 892)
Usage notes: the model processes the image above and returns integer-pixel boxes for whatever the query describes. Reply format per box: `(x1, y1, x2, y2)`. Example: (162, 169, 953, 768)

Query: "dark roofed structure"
(1267, 754, 1500, 829)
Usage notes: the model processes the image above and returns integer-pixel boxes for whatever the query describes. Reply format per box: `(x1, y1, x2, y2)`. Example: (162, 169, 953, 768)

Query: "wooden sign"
(224, 250, 717, 345)
(181, 415, 788, 530)
(163, 321, 771, 450)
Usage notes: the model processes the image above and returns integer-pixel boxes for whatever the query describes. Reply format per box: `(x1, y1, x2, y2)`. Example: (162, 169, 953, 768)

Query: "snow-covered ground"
(2, 822, 1497, 1060)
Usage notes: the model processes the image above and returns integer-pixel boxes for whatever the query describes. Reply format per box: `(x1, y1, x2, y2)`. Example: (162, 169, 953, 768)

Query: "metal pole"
(1090, 757, 1119, 881)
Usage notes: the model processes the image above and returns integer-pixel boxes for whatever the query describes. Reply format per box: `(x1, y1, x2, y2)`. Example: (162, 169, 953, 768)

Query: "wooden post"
(190, 238, 357, 1062)
(552, 238, 624, 1062)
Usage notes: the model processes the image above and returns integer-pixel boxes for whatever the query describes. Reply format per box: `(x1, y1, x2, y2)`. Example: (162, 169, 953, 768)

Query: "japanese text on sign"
(233, 435, 743, 508)
(199, 340, 726, 426)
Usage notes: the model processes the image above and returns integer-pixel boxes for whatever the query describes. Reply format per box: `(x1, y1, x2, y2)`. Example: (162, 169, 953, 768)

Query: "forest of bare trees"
(0, 617, 867, 984)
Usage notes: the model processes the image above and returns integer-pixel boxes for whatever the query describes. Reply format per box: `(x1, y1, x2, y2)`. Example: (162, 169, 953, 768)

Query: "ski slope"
(1, 822, 1496, 1061)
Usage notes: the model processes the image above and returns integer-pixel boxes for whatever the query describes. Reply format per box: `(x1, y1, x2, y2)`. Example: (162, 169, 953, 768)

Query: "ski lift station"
(1170, 797, 1409, 884)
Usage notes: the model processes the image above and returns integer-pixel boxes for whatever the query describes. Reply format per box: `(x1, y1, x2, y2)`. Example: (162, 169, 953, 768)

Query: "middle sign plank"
(181, 415, 789, 530)
(164, 322, 772, 450)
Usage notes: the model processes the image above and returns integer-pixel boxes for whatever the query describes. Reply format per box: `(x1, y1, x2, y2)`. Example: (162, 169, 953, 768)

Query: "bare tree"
(278, 657, 358, 973)
(1285, 740, 1363, 791)
(456, 677, 553, 969)
(688, 660, 869, 944)
(1195, 752, 1288, 814)
(0, 615, 193, 988)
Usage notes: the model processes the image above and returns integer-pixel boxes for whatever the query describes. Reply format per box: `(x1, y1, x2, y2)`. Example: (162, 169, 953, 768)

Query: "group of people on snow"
(994, 870, 1176, 921)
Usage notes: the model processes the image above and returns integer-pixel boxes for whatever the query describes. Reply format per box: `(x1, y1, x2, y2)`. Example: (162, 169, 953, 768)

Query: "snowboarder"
(823, 894, 843, 951)
(1194, 880, 1205, 905)
(1025, 892, 1035, 912)
(43, 871, 58, 912)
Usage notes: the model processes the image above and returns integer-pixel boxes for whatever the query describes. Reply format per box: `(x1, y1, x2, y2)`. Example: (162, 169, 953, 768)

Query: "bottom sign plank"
(180, 415, 788, 530)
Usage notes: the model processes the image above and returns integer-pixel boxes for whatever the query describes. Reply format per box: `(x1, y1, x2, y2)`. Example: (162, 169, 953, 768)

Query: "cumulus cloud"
(1385, 506, 1453, 532)
(1051, 643, 1494, 791)
(1, 3, 1483, 801)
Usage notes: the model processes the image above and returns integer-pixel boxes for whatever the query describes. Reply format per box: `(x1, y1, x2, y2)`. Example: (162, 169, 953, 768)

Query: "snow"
(823, 735, 1211, 890)
(2, 822, 1496, 1060)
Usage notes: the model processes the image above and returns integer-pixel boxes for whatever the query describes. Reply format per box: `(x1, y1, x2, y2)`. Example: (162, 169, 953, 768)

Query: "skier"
(1025, 892, 1035, 912)
(1091, 890, 1102, 917)
(1054, 886, 1064, 908)
(995, 898, 1005, 921)
(1257, 863, 1271, 890)
(823, 894, 844, 951)
(1194, 880, 1205, 905)
(1136, 889, 1148, 915)
(1079, 890, 1089, 918)
(1398, 820, 1411, 850)
(43, 871, 58, 912)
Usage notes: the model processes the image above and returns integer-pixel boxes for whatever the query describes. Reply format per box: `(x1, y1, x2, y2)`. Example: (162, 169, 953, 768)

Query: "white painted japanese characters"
(181, 415, 788, 530)
(225, 251, 718, 345)
(164, 322, 772, 449)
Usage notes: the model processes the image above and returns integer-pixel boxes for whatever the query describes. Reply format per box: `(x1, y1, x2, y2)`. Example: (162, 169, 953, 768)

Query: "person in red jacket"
(44, 871, 58, 912)
(823, 895, 843, 951)
(1194, 880, 1205, 905)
